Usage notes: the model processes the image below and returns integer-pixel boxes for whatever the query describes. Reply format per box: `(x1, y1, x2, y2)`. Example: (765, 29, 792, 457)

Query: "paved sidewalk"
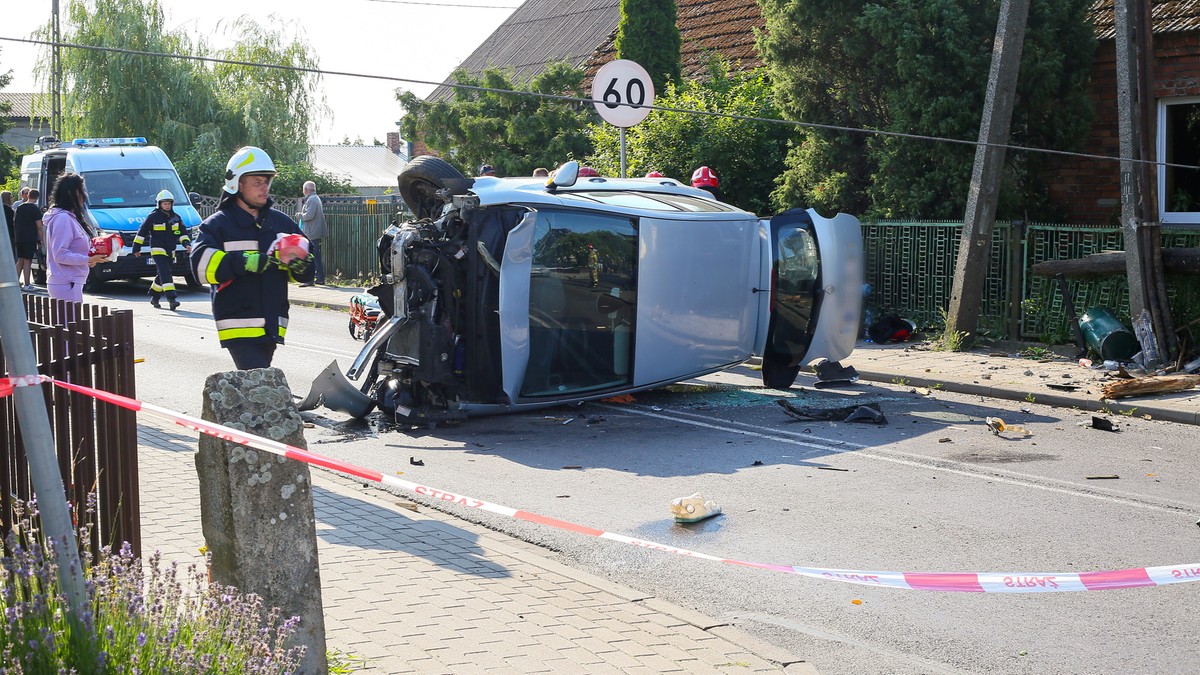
(138, 424, 814, 674)
(844, 342, 1200, 425)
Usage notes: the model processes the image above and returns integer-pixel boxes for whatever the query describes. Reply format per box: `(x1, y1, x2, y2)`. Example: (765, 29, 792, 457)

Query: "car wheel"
(397, 156, 468, 220)
(761, 360, 800, 390)
(184, 267, 206, 290)
(82, 270, 103, 293)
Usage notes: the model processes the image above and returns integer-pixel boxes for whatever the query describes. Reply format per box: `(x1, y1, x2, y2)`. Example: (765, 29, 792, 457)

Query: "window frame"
(1156, 95, 1200, 225)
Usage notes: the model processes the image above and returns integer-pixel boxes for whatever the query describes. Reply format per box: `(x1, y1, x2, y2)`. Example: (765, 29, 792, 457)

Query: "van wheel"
(397, 156, 468, 220)
(80, 269, 103, 293)
(184, 268, 206, 290)
(762, 360, 800, 390)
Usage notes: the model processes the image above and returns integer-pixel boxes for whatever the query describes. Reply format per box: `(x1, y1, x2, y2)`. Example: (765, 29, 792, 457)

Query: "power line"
(1, 34, 1195, 172)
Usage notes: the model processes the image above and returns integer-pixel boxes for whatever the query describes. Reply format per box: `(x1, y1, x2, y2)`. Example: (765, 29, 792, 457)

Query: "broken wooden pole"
(1030, 249, 1200, 277)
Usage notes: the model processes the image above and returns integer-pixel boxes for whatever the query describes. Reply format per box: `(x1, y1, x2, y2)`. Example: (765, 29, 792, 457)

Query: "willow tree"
(35, 0, 218, 161)
(0, 51, 16, 181)
(35, 1, 327, 193)
(209, 16, 325, 166)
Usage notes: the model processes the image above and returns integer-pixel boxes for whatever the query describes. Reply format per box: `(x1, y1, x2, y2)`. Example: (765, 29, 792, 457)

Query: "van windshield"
(83, 169, 189, 209)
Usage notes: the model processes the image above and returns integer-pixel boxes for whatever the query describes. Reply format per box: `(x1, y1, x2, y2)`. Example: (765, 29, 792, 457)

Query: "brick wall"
(1049, 32, 1200, 224)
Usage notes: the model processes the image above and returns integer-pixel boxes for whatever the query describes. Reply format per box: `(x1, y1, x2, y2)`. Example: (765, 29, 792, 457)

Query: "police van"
(19, 136, 203, 289)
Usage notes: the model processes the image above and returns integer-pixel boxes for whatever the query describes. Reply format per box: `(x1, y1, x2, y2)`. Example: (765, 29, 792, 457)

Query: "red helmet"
(645, 171, 664, 178)
(691, 166, 718, 188)
(578, 166, 599, 177)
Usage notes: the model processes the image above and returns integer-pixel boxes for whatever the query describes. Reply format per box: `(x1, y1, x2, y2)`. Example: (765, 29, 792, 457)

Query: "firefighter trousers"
(149, 255, 177, 300)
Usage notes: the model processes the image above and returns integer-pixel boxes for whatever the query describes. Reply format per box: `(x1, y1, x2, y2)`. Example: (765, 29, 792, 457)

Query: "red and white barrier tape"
(7, 374, 1199, 593)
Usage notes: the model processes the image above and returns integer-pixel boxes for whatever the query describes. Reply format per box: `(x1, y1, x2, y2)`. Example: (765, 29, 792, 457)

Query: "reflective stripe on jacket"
(132, 209, 190, 256)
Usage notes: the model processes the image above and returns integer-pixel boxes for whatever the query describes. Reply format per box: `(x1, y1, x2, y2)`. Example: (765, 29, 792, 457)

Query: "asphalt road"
(101, 281, 1200, 675)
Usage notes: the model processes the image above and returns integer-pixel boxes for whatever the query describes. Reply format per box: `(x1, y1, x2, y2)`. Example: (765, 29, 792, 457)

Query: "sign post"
(591, 59, 655, 178)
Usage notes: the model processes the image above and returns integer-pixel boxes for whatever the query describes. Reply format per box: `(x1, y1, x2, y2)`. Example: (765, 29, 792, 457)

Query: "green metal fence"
(864, 220, 1200, 342)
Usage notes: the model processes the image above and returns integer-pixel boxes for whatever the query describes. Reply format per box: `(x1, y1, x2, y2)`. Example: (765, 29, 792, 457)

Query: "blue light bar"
(69, 137, 148, 148)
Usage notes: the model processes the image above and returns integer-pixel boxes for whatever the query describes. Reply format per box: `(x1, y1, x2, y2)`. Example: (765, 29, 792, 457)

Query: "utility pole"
(947, 0, 1030, 340)
(0, 212, 90, 639)
(1114, 0, 1175, 364)
(52, 0, 62, 136)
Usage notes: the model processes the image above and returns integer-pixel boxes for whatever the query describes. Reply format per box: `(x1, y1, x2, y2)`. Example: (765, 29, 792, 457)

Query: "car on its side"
(301, 158, 864, 424)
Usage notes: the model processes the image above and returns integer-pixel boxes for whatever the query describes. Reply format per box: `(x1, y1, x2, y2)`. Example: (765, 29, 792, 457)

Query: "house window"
(1158, 97, 1200, 224)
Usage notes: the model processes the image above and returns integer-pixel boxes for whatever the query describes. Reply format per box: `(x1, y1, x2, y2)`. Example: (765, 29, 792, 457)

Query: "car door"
(758, 208, 864, 388)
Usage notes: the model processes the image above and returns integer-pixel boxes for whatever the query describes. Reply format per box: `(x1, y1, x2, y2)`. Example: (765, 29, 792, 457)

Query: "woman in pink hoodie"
(43, 173, 107, 303)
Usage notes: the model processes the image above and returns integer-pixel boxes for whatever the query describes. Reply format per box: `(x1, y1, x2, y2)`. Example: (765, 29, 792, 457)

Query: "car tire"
(397, 156, 468, 220)
(184, 267, 206, 290)
(761, 360, 800, 390)
(82, 271, 103, 294)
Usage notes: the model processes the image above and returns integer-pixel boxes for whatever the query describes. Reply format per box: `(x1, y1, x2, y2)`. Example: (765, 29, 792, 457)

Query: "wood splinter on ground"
(1100, 374, 1200, 400)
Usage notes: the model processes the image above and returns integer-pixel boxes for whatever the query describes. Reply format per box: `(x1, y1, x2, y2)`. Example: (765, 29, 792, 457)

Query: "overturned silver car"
(301, 158, 864, 425)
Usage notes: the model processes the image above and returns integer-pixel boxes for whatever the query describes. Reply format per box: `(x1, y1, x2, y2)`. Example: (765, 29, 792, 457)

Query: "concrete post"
(196, 368, 328, 673)
(1115, 0, 1148, 320)
(946, 0, 1030, 339)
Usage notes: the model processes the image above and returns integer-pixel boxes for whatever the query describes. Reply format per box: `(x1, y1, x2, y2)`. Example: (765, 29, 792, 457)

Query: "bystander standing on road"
(13, 188, 44, 291)
(43, 174, 107, 303)
(295, 180, 327, 287)
(191, 146, 315, 370)
(132, 190, 191, 310)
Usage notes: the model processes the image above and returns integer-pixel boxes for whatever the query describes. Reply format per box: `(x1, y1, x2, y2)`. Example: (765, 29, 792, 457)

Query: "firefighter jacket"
(132, 208, 189, 256)
(190, 197, 314, 347)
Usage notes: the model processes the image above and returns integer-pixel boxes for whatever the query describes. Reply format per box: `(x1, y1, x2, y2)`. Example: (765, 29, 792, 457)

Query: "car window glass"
(83, 169, 189, 209)
(522, 210, 638, 398)
(641, 192, 736, 212)
(768, 222, 820, 359)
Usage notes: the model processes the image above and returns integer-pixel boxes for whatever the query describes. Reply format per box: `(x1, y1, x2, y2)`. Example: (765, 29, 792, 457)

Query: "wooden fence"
(0, 295, 139, 557)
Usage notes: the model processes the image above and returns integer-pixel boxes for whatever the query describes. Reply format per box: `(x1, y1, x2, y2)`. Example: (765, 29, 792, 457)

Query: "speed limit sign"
(591, 59, 656, 127)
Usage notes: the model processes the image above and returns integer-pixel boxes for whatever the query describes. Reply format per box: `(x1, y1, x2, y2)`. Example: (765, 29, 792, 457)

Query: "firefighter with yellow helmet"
(189, 146, 315, 370)
(132, 189, 190, 310)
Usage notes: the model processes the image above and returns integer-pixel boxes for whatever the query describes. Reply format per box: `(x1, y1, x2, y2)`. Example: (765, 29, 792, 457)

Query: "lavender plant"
(1, 499, 305, 672)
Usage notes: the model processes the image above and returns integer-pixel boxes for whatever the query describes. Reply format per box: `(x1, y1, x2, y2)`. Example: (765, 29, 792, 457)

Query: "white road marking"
(604, 404, 1198, 515)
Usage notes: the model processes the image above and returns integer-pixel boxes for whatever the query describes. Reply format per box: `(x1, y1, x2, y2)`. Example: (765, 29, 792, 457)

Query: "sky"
(0, 0, 520, 144)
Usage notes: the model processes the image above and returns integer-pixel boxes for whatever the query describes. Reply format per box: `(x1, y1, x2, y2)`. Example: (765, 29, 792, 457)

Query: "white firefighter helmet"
(155, 189, 175, 204)
(222, 146, 277, 194)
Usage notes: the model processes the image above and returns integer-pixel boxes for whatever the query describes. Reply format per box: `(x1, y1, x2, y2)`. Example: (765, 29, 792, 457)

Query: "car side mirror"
(547, 161, 579, 190)
(188, 192, 200, 204)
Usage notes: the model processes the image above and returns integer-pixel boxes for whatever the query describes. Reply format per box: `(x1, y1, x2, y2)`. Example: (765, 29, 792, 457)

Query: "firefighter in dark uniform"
(190, 146, 315, 370)
(133, 189, 190, 310)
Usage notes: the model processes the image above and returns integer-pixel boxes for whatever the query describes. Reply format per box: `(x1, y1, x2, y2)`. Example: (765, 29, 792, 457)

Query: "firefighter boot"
(168, 294, 180, 311)
(150, 293, 161, 309)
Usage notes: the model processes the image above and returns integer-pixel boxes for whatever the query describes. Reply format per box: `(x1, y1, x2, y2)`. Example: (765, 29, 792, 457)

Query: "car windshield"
(560, 190, 736, 212)
(83, 169, 189, 209)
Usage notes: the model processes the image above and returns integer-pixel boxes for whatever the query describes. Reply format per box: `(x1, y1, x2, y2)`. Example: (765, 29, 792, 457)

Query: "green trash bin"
(1078, 307, 1140, 361)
